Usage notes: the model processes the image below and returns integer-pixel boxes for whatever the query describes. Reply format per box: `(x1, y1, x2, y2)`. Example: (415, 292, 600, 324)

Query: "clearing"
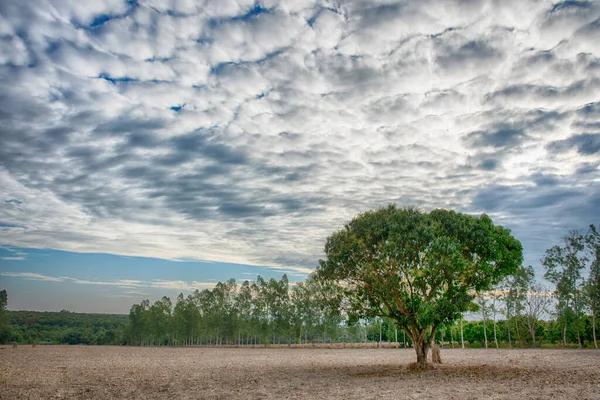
(1, 346, 599, 399)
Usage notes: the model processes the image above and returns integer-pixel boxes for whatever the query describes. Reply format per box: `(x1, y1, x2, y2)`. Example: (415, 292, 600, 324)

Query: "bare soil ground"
(1, 345, 599, 399)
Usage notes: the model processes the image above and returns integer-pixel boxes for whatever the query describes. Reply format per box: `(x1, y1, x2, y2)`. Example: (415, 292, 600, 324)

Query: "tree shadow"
(346, 363, 534, 381)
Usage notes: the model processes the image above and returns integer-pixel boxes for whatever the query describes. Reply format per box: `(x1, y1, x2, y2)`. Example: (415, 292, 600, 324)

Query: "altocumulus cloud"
(0, 0, 599, 275)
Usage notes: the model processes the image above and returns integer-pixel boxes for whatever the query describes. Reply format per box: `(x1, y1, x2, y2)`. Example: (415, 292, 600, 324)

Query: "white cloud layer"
(0, 271, 217, 292)
(1, 0, 599, 275)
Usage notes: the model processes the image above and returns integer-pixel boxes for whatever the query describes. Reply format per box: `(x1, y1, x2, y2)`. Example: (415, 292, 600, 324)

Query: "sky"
(1, 0, 599, 314)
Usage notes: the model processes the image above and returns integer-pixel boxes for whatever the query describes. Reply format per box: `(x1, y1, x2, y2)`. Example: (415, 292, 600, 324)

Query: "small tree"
(476, 293, 489, 349)
(585, 224, 600, 349)
(488, 289, 502, 348)
(315, 206, 523, 366)
(499, 265, 532, 347)
(522, 283, 552, 347)
(542, 231, 587, 348)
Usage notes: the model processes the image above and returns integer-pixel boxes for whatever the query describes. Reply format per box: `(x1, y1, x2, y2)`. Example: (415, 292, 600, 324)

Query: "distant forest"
(1, 273, 599, 348)
(4, 309, 127, 345)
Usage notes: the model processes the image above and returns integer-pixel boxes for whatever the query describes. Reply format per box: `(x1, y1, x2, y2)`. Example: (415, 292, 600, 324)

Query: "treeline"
(119, 224, 599, 349)
(125, 275, 341, 346)
(1, 300, 599, 348)
(120, 272, 600, 348)
(6, 310, 127, 345)
(1, 224, 598, 348)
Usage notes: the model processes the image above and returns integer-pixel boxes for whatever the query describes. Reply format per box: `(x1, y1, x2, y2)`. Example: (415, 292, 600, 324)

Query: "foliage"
(497, 265, 534, 346)
(2, 289, 598, 349)
(585, 224, 600, 348)
(124, 274, 342, 346)
(7, 310, 127, 345)
(521, 282, 552, 346)
(315, 206, 523, 364)
(542, 230, 589, 347)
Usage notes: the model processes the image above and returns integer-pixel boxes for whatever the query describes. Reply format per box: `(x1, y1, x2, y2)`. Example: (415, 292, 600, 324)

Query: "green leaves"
(543, 225, 600, 348)
(315, 205, 523, 362)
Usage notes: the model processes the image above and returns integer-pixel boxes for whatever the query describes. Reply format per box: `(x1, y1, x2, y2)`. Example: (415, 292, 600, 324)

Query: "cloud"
(63, 278, 145, 288)
(466, 124, 528, 149)
(0, 0, 599, 279)
(0, 272, 63, 282)
(0, 246, 27, 261)
(470, 178, 600, 270)
(547, 133, 600, 155)
(150, 279, 216, 291)
(0, 271, 218, 292)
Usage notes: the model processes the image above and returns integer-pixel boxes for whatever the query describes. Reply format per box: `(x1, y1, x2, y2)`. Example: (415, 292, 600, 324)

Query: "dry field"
(1, 345, 599, 399)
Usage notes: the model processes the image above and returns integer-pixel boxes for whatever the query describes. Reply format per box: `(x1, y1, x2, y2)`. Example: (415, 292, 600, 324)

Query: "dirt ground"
(1, 345, 599, 399)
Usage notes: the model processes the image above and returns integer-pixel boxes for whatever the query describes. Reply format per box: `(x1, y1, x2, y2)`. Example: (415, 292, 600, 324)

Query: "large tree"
(315, 206, 523, 366)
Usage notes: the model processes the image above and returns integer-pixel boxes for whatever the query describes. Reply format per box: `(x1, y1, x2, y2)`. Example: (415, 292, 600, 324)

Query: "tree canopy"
(315, 205, 523, 365)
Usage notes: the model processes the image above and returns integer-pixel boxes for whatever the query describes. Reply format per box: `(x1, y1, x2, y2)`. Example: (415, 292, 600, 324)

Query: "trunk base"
(407, 362, 435, 372)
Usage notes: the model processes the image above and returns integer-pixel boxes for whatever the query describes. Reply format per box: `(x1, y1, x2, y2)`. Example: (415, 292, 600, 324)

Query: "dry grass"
(1, 345, 599, 399)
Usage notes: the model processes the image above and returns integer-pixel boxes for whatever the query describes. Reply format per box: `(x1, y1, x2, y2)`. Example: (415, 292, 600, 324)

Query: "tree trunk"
(593, 313, 598, 349)
(493, 318, 498, 349)
(460, 318, 465, 349)
(575, 297, 582, 349)
(395, 327, 398, 349)
(480, 296, 488, 349)
(305, 327, 307, 345)
(507, 315, 512, 348)
(483, 315, 488, 349)
(414, 338, 430, 366)
(563, 325, 567, 348)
